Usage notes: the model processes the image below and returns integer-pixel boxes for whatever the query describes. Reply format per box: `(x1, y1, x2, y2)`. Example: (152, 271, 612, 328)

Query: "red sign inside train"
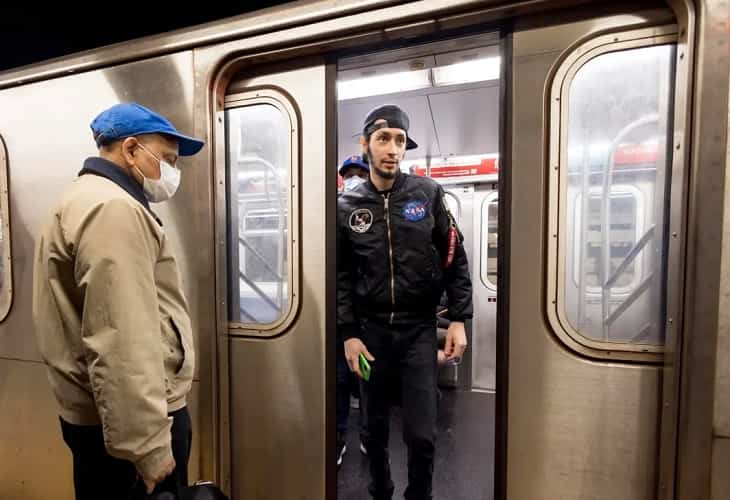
(411, 158, 498, 178)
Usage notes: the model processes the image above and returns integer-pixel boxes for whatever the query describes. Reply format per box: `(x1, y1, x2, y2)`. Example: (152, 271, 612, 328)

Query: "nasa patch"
(403, 200, 428, 222)
(349, 208, 374, 233)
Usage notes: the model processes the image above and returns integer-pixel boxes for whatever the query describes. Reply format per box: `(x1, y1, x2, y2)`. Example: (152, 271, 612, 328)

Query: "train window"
(551, 40, 675, 353)
(223, 94, 297, 330)
(0, 137, 10, 321)
(480, 194, 498, 289)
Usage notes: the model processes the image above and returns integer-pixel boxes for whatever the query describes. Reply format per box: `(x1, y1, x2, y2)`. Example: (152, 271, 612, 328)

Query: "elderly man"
(338, 104, 473, 499)
(32, 102, 204, 500)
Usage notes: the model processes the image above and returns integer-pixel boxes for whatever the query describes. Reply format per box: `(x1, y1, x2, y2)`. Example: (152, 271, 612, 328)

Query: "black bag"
(149, 481, 230, 500)
(187, 482, 229, 500)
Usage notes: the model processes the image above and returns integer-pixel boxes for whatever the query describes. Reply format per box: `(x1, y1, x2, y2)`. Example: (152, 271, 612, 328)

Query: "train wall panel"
(711, 437, 730, 500)
(0, 359, 74, 499)
(714, 83, 730, 438)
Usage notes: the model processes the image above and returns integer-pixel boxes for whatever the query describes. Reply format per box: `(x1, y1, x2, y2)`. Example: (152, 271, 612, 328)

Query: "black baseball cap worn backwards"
(363, 104, 418, 150)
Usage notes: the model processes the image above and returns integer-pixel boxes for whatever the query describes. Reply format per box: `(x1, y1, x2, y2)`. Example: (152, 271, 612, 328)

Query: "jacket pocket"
(161, 316, 185, 377)
(168, 318, 186, 375)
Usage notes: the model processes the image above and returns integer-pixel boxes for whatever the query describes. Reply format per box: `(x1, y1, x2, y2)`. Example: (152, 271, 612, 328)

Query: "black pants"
(337, 334, 366, 440)
(336, 334, 351, 437)
(360, 320, 438, 500)
(60, 406, 192, 500)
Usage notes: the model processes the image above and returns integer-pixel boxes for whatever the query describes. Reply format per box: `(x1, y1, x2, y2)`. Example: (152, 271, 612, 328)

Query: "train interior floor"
(337, 389, 495, 500)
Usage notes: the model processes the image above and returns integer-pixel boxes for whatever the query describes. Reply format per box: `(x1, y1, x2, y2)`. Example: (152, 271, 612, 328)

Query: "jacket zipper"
(384, 194, 395, 324)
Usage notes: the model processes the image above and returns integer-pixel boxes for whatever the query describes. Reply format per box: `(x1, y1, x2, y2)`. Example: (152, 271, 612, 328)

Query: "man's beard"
(373, 164, 397, 180)
(367, 147, 398, 180)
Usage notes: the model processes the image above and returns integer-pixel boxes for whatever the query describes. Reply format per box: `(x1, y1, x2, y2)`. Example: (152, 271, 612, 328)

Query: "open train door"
(500, 5, 695, 500)
(203, 54, 335, 499)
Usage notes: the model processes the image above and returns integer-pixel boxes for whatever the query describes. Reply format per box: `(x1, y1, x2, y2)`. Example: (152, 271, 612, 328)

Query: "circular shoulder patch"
(349, 208, 374, 233)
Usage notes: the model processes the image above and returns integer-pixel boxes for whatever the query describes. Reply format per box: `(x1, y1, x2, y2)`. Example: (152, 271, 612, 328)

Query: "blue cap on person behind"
(338, 155, 370, 175)
(90, 102, 205, 156)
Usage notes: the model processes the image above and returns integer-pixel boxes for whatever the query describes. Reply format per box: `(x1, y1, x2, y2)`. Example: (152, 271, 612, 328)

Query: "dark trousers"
(337, 335, 366, 441)
(360, 320, 438, 500)
(60, 406, 192, 500)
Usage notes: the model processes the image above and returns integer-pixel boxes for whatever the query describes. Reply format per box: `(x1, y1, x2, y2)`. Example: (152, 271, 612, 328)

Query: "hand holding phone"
(359, 352, 372, 382)
(344, 338, 375, 380)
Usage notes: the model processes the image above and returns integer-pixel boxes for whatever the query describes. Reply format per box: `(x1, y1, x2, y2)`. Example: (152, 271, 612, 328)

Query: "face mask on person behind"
(135, 142, 181, 202)
(343, 176, 366, 192)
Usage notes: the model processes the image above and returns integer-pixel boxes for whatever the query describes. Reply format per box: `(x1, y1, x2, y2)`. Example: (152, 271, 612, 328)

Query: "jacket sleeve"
(73, 198, 173, 479)
(337, 207, 360, 340)
(433, 185, 473, 321)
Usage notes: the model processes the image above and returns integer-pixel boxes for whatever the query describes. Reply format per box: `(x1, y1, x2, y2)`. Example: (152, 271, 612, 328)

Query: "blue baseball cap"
(338, 155, 369, 175)
(90, 102, 205, 156)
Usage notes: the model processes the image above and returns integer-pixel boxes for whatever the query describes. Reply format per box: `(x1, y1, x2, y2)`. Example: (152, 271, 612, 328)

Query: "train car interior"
(335, 33, 501, 499)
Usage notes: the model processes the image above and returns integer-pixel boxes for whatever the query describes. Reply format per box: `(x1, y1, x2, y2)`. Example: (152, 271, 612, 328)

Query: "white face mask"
(135, 143, 181, 203)
(343, 176, 366, 192)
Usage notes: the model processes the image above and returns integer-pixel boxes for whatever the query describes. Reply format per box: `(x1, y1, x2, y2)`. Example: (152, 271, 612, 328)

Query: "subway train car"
(0, 0, 728, 499)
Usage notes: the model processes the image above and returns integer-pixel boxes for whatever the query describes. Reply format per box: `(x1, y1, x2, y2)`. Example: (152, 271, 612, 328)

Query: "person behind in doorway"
(436, 292, 457, 368)
(339, 154, 370, 192)
(337, 104, 473, 499)
(337, 154, 371, 467)
(32, 102, 204, 500)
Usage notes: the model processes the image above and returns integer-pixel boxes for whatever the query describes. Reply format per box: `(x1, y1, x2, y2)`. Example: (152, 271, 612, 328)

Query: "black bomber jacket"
(337, 172, 473, 340)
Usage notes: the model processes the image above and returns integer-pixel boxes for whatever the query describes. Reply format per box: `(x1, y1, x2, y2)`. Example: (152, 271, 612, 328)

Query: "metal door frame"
(495, 25, 513, 500)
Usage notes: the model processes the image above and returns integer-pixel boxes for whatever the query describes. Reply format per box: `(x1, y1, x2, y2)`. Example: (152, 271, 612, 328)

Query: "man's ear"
(120, 137, 138, 165)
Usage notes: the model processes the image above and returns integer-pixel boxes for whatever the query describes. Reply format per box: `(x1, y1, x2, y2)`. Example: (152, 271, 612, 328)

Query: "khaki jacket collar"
(79, 157, 163, 225)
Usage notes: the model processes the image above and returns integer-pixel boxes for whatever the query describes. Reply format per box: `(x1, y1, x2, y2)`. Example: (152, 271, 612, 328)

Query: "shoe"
(337, 441, 347, 467)
(350, 395, 359, 409)
(359, 441, 367, 456)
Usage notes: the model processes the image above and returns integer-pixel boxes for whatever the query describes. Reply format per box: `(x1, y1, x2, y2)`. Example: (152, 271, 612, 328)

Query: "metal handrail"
(238, 236, 283, 281)
(603, 225, 655, 289)
(604, 271, 655, 327)
(630, 323, 653, 344)
(238, 154, 287, 308)
(238, 271, 282, 313)
(600, 114, 659, 339)
(238, 306, 257, 324)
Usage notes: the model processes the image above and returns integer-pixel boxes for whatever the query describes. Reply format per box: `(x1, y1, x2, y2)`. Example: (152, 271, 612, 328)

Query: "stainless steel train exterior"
(0, 0, 728, 499)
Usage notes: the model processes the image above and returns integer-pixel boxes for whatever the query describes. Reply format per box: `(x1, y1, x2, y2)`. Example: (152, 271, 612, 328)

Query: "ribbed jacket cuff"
(341, 324, 360, 341)
(448, 315, 472, 322)
(134, 443, 174, 481)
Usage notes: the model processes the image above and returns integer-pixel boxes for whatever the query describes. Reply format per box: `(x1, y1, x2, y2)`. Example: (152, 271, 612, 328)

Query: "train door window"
(224, 92, 297, 331)
(550, 37, 676, 353)
(480, 193, 498, 289)
(0, 137, 10, 321)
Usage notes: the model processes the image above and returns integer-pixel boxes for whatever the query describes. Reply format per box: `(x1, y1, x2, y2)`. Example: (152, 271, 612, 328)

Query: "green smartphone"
(359, 353, 372, 382)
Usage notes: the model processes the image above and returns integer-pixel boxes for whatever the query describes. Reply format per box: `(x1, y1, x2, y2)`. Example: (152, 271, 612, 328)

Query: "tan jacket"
(32, 158, 195, 478)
